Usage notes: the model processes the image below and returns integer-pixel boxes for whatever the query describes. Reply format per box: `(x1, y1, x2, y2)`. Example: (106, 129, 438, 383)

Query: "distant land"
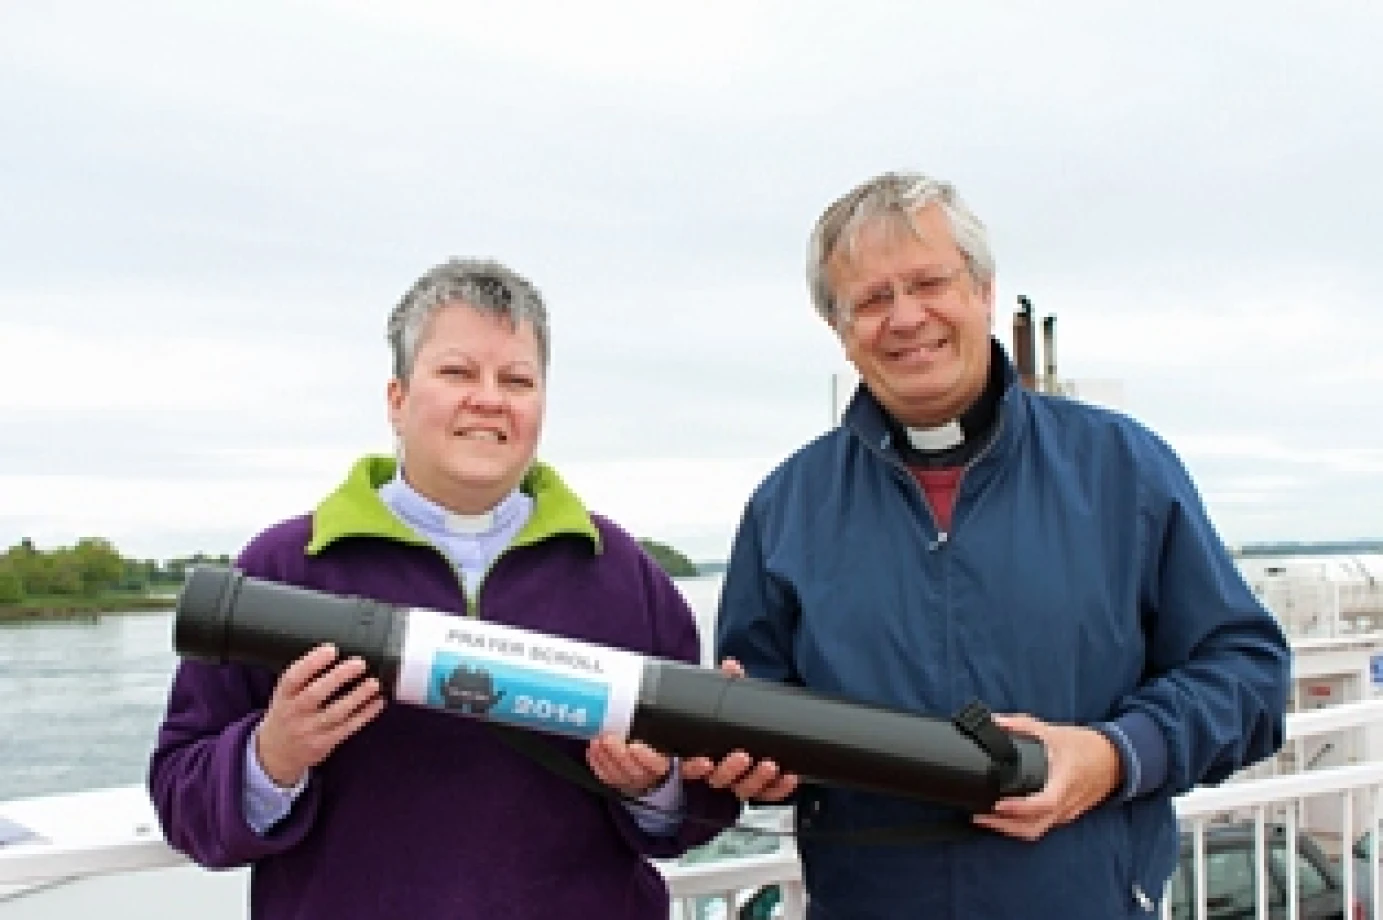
(694, 541, 1383, 574)
(6, 535, 1375, 620)
(1234, 540, 1383, 558)
(691, 542, 1383, 576)
(3, 537, 716, 619)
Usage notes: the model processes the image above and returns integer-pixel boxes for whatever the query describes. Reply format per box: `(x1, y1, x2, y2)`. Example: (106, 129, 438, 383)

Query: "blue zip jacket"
(716, 344, 1290, 919)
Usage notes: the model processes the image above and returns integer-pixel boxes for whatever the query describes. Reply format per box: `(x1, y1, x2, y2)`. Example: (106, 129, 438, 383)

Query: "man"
(696, 172, 1291, 918)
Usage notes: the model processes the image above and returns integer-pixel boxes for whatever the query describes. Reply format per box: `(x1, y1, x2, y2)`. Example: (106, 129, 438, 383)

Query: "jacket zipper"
(895, 411, 1007, 552)
(467, 539, 530, 618)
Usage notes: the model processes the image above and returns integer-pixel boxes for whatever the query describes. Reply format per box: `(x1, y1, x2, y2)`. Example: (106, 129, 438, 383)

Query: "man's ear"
(824, 303, 850, 341)
(980, 280, 996, 327)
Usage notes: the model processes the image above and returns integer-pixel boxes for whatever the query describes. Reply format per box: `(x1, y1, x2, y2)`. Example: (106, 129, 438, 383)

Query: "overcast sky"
(2, 1, 1380, 563)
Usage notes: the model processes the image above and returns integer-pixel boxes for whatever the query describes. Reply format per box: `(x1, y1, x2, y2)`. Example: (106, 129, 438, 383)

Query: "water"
(0, 612, 179, 802)
(0, 576, 724, 804)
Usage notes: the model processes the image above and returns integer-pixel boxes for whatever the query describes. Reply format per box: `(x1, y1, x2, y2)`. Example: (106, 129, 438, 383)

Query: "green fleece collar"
(307, 455, 601, 555)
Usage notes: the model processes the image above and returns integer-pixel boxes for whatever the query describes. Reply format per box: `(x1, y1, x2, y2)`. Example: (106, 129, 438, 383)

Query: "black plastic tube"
(630, 662, 1045, 810)
(175, 562, 405, 690)
(174, 565, 1045, 810)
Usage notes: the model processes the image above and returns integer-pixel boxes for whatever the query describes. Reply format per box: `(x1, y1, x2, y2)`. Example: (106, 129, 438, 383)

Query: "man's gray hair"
(806, 171, 995, 325)
(387, 258, 549, 380)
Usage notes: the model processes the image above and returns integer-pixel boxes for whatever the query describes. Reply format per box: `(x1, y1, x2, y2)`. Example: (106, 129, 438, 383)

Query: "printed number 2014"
(513, 695, 589, 727)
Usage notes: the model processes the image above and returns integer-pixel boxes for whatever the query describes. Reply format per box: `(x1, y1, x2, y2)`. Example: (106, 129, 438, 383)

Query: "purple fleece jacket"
(149, 477, 739, 919)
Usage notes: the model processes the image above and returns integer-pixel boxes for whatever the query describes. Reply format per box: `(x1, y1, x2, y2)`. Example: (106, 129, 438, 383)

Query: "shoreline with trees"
(0, 593, 176, 622)
(12, 533, 1373, 622)
(0, 538, 231, 621)
(1, 537, 716, 622)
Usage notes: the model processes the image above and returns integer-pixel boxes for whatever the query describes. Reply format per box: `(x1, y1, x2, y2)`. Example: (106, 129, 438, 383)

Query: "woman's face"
(387, 304, 545, 514)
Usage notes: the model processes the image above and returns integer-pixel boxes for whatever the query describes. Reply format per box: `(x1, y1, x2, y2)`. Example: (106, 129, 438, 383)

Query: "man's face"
(387, 304, 545, 513)
(826, 204, 994, 427)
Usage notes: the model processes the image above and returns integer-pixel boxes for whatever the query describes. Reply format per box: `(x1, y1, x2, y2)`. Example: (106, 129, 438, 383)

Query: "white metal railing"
(1286, 698, 1383, 742)
(0, 785, 177, 902)
(665, 847, 805, 920)
(1173, 764, 1383, 920)
(7, 701, 1383, 917)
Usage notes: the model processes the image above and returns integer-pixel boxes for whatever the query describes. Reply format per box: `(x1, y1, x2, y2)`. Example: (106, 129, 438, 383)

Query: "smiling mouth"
(456, 429, 508, 443)
(891, 337, 949, 360)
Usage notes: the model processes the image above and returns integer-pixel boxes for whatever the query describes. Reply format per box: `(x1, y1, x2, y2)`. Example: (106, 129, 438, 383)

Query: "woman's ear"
(386, 377, 404, 434)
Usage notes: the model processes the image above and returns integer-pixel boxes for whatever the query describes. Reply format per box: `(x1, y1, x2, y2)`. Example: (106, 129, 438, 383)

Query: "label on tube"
(394, 609, 646, 740)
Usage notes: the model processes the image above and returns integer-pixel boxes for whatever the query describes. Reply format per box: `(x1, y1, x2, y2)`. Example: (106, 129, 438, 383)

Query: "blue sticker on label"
(427, 652, 610, 739)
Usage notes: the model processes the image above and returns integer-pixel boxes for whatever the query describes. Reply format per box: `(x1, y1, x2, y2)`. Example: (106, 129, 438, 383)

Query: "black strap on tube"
(953, 700, 1020, 769)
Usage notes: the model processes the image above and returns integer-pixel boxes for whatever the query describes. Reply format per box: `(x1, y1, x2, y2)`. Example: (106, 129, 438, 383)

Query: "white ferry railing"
(1286, 698, 1383, 741)
(7, 700, 1383, 917)
(665, 846, 805, 920)
(0, 833, 176, 890)
(0, 813, 808, 916)
(1172, 764, 1383, 920)
(0, 785, 179, 901)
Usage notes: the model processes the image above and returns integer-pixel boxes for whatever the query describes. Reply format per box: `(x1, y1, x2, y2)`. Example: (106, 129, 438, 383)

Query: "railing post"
(1344, 789, 1356, 918)
(778, 879, 807, 919)
(1254, 808, 1268, 920)
(1285, 801, 1299, 920)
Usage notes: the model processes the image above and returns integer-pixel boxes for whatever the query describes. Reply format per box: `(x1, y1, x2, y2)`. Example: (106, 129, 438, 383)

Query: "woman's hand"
(587, 734, 675, 797)
(255, 644, 386, 788)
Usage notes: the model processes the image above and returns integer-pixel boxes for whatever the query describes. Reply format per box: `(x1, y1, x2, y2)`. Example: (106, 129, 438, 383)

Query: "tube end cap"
(173, 565, 236, 662)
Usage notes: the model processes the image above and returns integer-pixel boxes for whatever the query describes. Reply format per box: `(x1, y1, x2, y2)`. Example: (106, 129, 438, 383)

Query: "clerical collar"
(887, 349, 1005, 467)
(378, 471, 529, 538)
(905, 420, 964, 452)
(444, 509, 496, 534)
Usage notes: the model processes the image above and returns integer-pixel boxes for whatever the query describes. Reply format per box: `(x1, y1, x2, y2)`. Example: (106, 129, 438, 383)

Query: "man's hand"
(971, 713, 1122, 841)
(256, 644, 386, 788)
(587, 734, 674, 797)
(679, 658, 800, 802)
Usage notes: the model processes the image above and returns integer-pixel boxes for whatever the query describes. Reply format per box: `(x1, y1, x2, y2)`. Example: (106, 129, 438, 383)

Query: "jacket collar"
(841, 338, 1026, 469)
(307, 455, 602, 555)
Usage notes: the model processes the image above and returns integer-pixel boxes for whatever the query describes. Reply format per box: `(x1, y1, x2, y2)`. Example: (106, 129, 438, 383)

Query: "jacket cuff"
(623, 759, 684, 836)
(206, 711, 321, 865)
(243, 724, 311, 836)
(1094, 712, 1167, 801)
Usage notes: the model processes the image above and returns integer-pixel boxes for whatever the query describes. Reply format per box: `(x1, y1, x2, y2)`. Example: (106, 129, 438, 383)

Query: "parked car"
(1168, 822, 1363, 919)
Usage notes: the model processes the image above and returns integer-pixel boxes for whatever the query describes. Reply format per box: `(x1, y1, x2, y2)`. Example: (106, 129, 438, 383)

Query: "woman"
(149, 258, 740, 919)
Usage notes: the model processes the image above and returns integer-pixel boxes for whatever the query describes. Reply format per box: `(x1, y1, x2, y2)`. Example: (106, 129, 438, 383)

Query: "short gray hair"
(806, 171, 995, 325)
(387, 258, 549, 380)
